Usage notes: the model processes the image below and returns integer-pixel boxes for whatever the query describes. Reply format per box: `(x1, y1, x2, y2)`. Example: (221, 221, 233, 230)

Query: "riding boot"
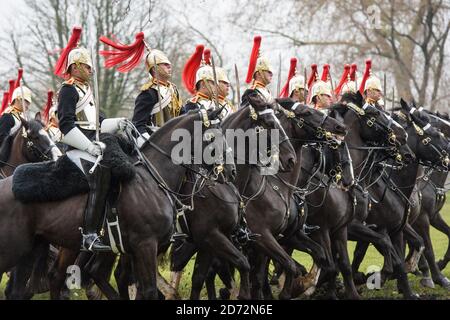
(80, 160, 111, 252)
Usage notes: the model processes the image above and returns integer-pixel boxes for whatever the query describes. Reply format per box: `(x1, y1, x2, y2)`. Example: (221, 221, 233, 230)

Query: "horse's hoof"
(407, 293, 421, 300)
(353, 272, 367, 285)
(436, 277, 450, 290)
(219, 288, 231, 300)
(420, 277, 435, 289)
(269, 277, 279, 286)
(86, 283, 103, 300)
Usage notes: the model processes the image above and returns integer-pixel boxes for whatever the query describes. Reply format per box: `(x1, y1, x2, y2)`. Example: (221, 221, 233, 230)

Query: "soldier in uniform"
(55, 27, 127, 252)
(359, 59, 384, 110)
(310, 80, 333, 112)
(132, 50, 183, 147)
(0, 86, 32, 146)
(288, 75, 307, 104)
(242, 36, 274, 105)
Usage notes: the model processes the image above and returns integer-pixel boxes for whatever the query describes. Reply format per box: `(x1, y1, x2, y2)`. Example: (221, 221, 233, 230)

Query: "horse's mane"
(0, 134, 16, 167)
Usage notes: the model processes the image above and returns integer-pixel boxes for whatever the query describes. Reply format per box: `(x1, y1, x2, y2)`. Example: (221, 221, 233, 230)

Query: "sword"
(90, 45, 100, 143)
(276, 53, 281, 97)
(18, 69, 28, 121)
(391, 87, 395, 115)
(234, 64, 241, 109)
(210, 55, 220, 109)
(153, 55, 165, 125)
(90, 45, 102, 173)
(383, 73, 387, 104)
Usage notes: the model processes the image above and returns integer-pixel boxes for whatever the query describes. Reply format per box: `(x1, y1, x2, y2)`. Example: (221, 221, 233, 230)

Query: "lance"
(153, 55, 165, 125)
(391, 87, 395, 115)
(234, 64, 241, 109)
(304, 67, 307, 101)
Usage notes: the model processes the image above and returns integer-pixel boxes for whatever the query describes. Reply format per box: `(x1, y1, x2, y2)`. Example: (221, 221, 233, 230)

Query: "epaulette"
(63, 78, 75, 86)
(140, 81, 154, 91)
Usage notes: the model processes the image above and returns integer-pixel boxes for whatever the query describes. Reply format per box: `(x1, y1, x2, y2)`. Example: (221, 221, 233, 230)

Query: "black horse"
(349, 99, 450, 299)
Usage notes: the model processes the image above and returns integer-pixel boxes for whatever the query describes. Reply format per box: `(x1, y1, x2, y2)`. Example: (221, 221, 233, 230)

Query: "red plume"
(203, 49, 211, 66)
(279, 57, 297, 98)
(321, 64, 330, 82)
(350, 63, 357, 81)
(43, 90, 54, 123)
(1, 92, 9, 115)
(99, 31, 146, 73)
(54, 26, 82, 78)
(245, 36, 262, 84)
(335, 64, 351, 95)
(7, 80, 15, 104)
(307, 64, 318, 91)
(182, 45, 205, 94)
(14, 68, 23, 90)
(359, 59, 372, 94)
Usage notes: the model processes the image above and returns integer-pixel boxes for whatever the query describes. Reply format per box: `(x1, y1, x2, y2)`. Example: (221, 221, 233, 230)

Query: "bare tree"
(230, 0, 450, 111)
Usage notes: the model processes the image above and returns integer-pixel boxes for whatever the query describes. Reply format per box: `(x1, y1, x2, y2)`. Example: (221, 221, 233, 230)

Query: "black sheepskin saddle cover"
(12, 133, 136, 203)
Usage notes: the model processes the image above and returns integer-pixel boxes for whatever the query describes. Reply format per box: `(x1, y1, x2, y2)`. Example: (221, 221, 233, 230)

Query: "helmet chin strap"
(73, 62, 90, 83)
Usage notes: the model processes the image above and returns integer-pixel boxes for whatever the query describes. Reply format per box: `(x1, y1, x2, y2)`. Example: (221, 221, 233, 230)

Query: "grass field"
(1, 199, 450, 300)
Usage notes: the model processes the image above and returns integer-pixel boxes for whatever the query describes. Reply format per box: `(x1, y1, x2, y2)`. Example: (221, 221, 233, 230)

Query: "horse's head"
(223, 92, 297, 173)
(398, 100, 449, 170)
(334, 92, 410, 164)
(275, 98, 353, 188)
(275, 98, 347, 141)
(19, 117, 62, 162)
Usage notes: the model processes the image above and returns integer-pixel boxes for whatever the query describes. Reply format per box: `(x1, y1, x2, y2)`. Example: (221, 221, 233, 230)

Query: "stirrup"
(170, 232, 188, 242)
(80, 228, 111, 252)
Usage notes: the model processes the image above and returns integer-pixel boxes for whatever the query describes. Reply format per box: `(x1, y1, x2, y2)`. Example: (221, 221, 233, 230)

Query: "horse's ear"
(355, 91, 363, 106)
(34, 111, 42, 123)
(20, 117, 29, 130)
(400, 98, 410, 111)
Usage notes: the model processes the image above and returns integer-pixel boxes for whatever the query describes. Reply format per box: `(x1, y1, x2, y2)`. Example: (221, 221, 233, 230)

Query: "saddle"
(12, 133, 136, 203)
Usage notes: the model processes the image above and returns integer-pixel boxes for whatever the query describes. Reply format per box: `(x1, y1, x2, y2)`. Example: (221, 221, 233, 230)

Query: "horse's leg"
(190, 249, 212, 300)
(203, 230, 252, 300)
(48, 248, 79, 300)
(254, 231, 298, 300)
(205, 262, 218, 300)
(413, 214, 450, 289)
(132, 240, 159, 300)
(430, 212, 450, 271)
(390, 231, 418, 299)
(169, 240, 197, 292)
(84, 252, 120, 299)
(114, 255, 133, 300)
(249, 250, 269, 300)
(348, 222, 395, 283)
(332, 228, 360, 300)
(403, 223, 424, 273)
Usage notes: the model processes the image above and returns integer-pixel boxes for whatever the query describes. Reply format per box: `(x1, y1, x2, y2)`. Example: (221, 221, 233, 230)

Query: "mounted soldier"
(0, 86, 32, 147)
(359, 59, 384, 110)
(280, 57, 307, 104)
(181, 46, 234, 119)
(242, 36, 274, 105)
(54, 27, 127, 252)
(180, 45, 216, 114)
(0, 69, 31, 146)
(99, 31, 182, 148)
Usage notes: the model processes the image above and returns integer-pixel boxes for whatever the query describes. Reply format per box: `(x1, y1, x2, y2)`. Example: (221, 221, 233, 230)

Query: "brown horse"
(0, 109, 237, 300)
(0, 117, 61, 298)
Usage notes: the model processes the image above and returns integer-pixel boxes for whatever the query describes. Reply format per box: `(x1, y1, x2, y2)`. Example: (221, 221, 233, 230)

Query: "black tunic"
(132, 88, 159, 134)
(179, 101, 201, 115)
(57, 83, 104, 141)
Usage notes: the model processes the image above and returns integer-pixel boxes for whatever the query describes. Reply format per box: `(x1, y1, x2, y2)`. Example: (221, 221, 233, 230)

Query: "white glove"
(87, 141, 105, 157)
(101, 118, 128, 134)
(136, 132, 150, 148)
